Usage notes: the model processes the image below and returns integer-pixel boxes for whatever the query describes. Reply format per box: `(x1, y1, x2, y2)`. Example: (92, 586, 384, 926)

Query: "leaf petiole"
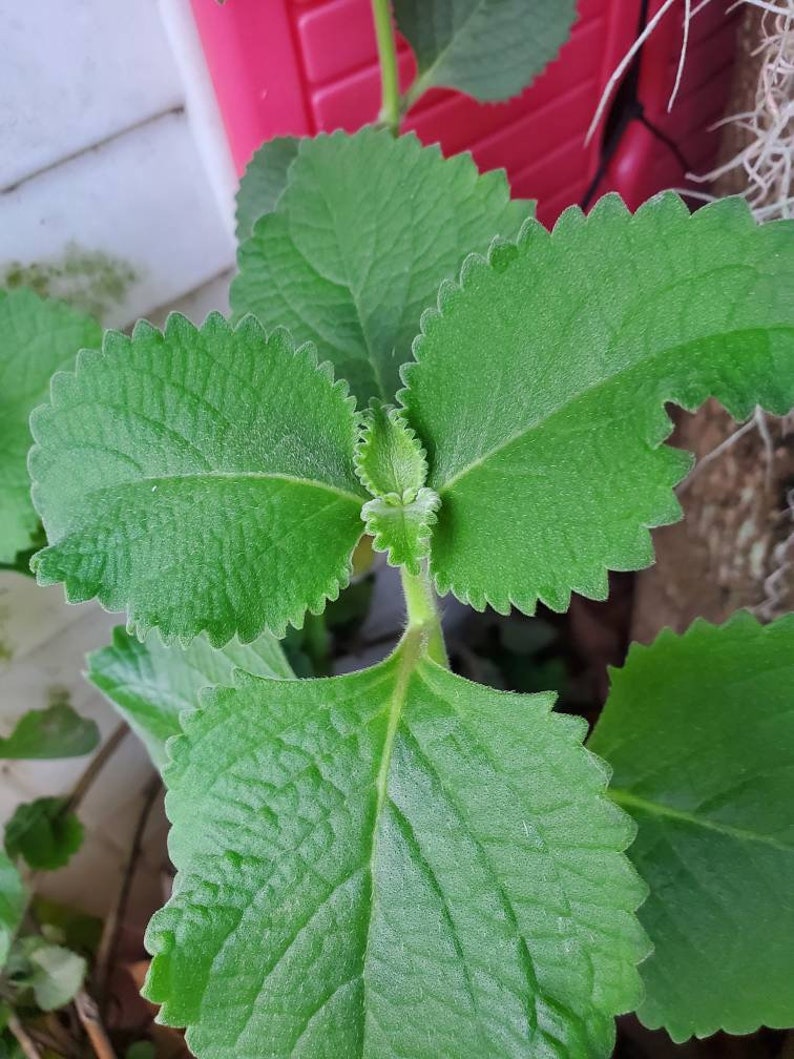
(400, 564, 448, 667)
(370, 0, 401, 135)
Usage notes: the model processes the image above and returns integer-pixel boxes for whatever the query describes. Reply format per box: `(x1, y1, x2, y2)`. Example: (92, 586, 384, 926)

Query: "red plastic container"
(190, 0, 738, 225)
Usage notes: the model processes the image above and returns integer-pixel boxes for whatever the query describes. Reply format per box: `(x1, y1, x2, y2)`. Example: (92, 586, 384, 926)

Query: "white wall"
(0, 0, 239, 917)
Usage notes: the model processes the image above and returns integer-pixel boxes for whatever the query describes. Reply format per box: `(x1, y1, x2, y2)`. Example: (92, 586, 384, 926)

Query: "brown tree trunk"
(631, 7, 794, 644)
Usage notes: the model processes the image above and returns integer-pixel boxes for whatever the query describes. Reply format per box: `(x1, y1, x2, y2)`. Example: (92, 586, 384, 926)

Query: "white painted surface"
(0, 574, 169, 919)
(159, 0, 238, 237)
(1, 0, 183, 189)
(1, 112, 235, 328)
(1, 0, 237, 915)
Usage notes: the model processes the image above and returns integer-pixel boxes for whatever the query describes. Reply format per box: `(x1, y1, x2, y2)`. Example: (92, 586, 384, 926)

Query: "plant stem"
(400, 566, 448, 667)
(370, 0, 401, 135)
(74, 991, 117, 1059)
(94, 773, 161, 1013)
(302, 612, 331, 676)
(64, 723, 128, 815)
(7, 1014, 42, 1059)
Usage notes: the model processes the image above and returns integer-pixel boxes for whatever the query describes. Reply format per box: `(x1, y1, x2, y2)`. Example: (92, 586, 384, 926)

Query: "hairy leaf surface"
(0, 703, 99, 760)
(355, 404, 428, 500)
(403, 195, 794, 615)
(395, 0, 578, 102)
(231, 129, 531, 404)
(355, 405, 439, 572)
(89, 626, 293, 769)
(235, 136, 299, 241)
(30, 314, 366, 645)
(361, 489, 439, 575)
(589, 613, 794, 1041)
(0, 289, 100, 563)
(145, 638, 647, 1058)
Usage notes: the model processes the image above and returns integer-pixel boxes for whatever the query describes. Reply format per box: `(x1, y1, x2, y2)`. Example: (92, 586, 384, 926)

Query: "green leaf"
(5, 798, 83, 871)
(0, 703, 99, 760)
(0, 288, 100, 564)
(589, 612, 794, 1042)
(29, 313, 366, 646)
(125, 1044, 156, 1059)
(0, 852, 25, 969)
(26, 943, 86, 1011)
(361, 489, 439, 575)
(88, 626, 294, 770)
(395, 0, 578, 103)
(231, 129, 532, 404)
(355, 404, 439, 573)
(402, 195, 794, 616)
(144, 636, 647, 1058)
(236, 136, 300, 242)
(0, 1031, 23, 1059)
(355, 404, 428, 500)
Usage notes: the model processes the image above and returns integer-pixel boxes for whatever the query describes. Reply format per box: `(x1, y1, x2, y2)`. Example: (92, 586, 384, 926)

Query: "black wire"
(580, 0, 674, 211)
(637, 111, 694, 173)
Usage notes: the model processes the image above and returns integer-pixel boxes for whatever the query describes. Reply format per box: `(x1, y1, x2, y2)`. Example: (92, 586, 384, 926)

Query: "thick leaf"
(29, 314, 366, 645)
(0, 852, 25, 968)
(0, 288, 100, 563)
(5, 798, 83, 871)
(88, 626, 294, 770)
(362, 489, 439, 575)
(355, 404, 439, 572)
(395, 0, 578, 103)
(403, 195, 794, 615)
(231, 129, 532, 404)
(355, 404, 428, 501)
(236, 136, 300, 242)
(0, 703, 99, 760)
(145, 635, 647, 1058)
(589, 613, 794, 1042)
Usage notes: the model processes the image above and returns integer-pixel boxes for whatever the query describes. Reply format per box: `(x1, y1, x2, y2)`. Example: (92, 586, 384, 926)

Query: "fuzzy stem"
(400, 566, 449, 667)
(370, 0, 401, 135)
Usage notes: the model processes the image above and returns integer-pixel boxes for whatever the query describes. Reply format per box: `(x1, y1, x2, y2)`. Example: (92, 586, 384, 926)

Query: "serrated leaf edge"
(398, 191, 794, 618)
(361, 487, 440, 575)
(353, 403, 430, 501)
(28, 311, 365, 648)
(234, 135, 301, 240)
(145, 648, 652, 1044)
(601, 608, 794, 1041)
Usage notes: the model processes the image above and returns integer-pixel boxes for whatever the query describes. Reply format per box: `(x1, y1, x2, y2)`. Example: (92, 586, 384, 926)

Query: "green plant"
(5, 3, 794, 1056)
(0, 699, 102, 1055)
(17, 114, 794, 1056)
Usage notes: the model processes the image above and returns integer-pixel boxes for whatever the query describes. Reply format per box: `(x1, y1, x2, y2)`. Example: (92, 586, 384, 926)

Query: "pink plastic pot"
(190, 0, 738, 225)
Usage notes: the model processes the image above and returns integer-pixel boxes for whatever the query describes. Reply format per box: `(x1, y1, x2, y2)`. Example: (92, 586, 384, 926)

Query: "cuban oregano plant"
(589, 612, 794, 1043)
(20, 124, 794, 1056)
(0, 288, 100, 568)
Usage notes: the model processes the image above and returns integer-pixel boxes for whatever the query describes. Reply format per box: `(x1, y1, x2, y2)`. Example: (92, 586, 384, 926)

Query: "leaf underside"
(231, 128, 532, 404)
(29, 314, 366, 646)
(145, 640, 647, 1059)
(394, 0, 579, 102)
(402, 194, 794, 617)
(88, 626, 293, 770)
(589, 612, 794, 1042)
(0, 288, 100, 563)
